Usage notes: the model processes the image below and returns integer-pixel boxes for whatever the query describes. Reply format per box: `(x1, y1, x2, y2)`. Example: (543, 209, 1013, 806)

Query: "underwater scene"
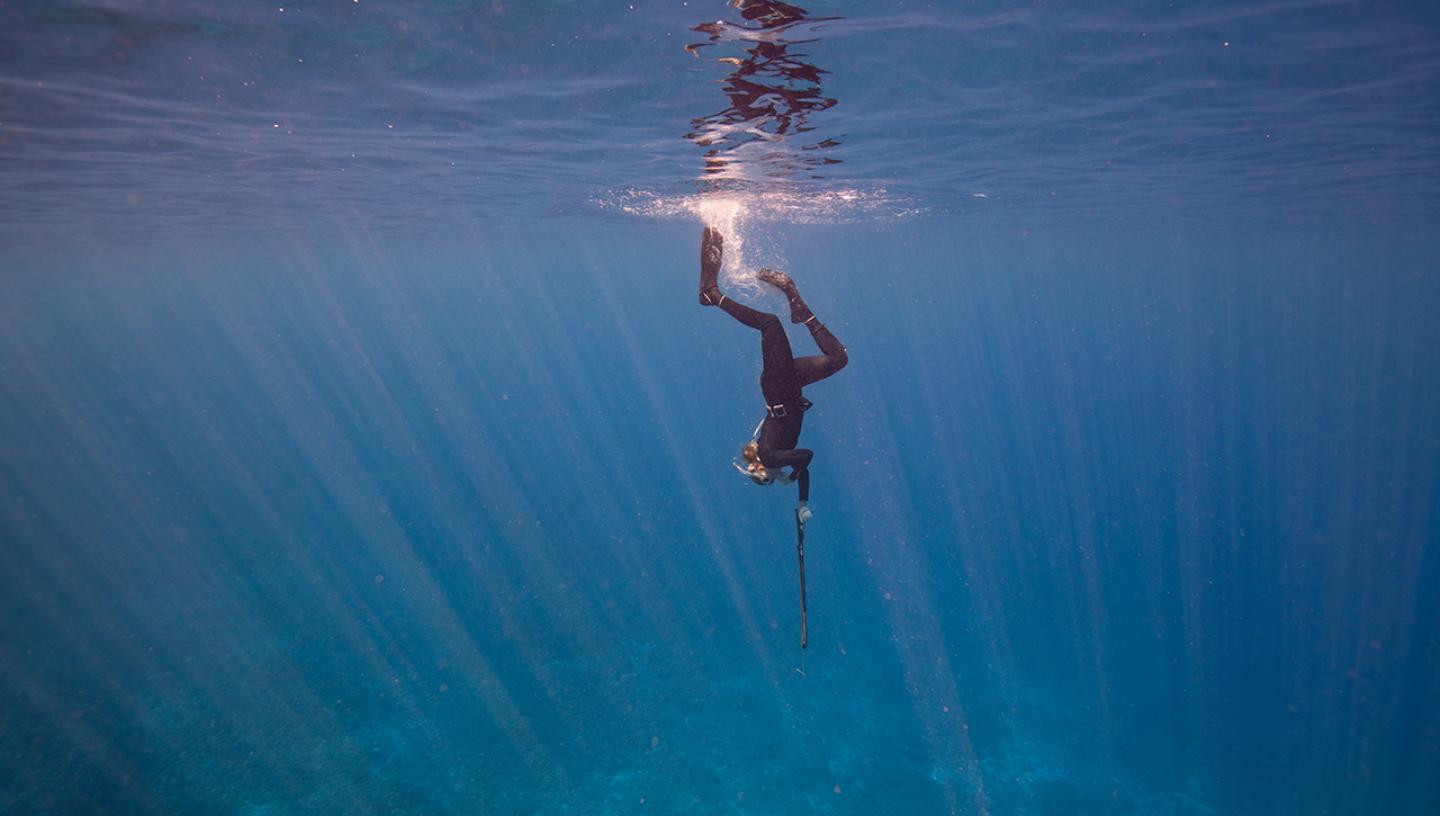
(1, 1, 1438, 814)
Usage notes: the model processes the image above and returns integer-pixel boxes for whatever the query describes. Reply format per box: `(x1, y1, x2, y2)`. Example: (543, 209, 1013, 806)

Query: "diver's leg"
(716, 293, 774, 330)
(701, 228, 799, 394)
(712, 290, 793, 371)
(715, 288, 798, 399)
(756, 269, 848, 385)
(757, 267, 815, 324)
(793, 318, 848, 386)
(700, 229, 792, 357)
(755, 311, 797, 385)
(701, 228, 784, 328)
(715, 287, 798, 396)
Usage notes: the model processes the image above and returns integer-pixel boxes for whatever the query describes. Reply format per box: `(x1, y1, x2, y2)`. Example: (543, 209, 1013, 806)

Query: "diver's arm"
(759, 448, 813, 514)
(795, 458, 812, 523)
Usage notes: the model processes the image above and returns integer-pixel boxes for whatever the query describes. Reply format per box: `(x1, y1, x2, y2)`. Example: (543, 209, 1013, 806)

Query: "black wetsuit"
(716, 297, 847, 501)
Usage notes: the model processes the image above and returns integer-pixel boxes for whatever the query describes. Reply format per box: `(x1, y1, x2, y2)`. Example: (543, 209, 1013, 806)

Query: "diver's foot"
(700, 227, 723, 306)
(758, 268, 815, 324)
(757, 267, 795, 292)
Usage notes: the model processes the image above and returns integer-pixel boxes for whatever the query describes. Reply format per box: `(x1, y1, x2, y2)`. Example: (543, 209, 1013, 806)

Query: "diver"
(699, 226, 848, 526)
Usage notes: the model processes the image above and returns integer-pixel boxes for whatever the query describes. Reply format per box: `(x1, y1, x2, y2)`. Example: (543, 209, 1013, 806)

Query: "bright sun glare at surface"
(604, 188, 918, 286)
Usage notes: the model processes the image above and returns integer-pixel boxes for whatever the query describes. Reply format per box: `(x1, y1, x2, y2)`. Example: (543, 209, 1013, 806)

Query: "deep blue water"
(2, 2, 1439, 815)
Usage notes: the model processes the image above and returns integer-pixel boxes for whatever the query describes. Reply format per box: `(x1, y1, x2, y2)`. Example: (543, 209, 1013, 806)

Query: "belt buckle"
(770, 404, 787, 419)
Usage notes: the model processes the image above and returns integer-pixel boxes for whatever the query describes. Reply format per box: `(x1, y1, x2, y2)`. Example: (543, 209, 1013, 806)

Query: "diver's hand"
(796, 503, 813, 526)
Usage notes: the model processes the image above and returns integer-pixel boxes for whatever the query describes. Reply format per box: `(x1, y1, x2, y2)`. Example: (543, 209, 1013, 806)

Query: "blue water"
(2, 1, 1438, 814)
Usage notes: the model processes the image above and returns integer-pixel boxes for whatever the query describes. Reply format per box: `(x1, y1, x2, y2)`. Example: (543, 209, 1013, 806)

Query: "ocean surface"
(2, 1, 1438, 814)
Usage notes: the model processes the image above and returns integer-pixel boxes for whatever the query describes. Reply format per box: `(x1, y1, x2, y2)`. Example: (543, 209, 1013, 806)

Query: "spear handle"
(796, 513, 808, 649)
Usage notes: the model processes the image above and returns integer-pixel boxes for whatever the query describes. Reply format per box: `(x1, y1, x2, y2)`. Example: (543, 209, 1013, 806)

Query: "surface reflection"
(685, 0, 842, 182)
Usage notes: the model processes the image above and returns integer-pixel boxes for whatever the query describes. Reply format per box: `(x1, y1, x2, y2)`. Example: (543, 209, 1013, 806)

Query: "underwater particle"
(833, 785, 842, 795)
(374, 574, 384, 584)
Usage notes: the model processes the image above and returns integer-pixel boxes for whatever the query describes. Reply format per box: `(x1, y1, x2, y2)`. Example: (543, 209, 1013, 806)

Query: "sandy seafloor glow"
(2, 1, 1439, 815)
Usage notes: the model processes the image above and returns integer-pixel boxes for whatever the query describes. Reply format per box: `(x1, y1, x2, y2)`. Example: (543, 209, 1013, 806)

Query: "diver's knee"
(832, 348, 849, 371)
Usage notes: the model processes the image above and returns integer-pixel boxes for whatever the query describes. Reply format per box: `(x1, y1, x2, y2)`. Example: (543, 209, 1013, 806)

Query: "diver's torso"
(759, 411, 803, 454)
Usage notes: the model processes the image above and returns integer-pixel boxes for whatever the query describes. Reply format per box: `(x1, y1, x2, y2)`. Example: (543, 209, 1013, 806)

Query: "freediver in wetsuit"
(698, 226, 848, 525)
